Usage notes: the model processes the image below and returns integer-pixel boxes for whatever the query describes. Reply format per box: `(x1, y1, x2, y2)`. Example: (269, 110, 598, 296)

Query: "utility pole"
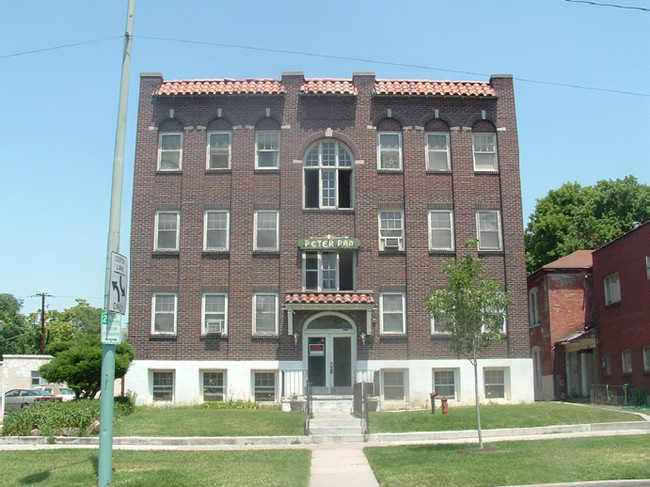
(34, 292, 52, 354)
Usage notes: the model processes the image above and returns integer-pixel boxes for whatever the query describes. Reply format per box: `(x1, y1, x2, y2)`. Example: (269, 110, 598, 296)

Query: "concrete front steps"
(308, 397, 366, 442)
(310, 395, 354, 414)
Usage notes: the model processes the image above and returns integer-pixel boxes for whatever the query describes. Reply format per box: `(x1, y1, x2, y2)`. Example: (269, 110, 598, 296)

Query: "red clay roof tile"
(301, 79, 358, 96)
(157, 79, 285, 96)
(284, 293, 375, 305)
(374, 79, 496, 97)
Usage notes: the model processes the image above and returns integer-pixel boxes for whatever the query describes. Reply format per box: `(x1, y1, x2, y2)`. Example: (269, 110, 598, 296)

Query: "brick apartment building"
(125, 71, 533, 408)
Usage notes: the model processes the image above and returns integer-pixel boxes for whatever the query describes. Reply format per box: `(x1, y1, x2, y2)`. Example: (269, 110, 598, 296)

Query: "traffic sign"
(109, 252, 128, 315)
(101, 312, 123, 345)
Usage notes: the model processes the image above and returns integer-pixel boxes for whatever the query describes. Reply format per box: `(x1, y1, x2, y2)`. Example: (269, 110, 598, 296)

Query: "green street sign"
(101, 312, 123, 345)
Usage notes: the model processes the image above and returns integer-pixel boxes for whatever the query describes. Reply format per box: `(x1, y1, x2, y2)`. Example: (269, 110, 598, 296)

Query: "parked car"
(3, 388, 63, 411)
(36, 385, 77, 402)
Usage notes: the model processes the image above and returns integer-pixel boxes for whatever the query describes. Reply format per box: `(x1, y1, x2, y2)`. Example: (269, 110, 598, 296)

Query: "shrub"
(201, 400, 264, 410)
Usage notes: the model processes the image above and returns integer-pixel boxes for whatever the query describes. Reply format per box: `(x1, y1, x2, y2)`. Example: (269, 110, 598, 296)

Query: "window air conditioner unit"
(383, 237, 401, 249)
(206, 320, 224, 335)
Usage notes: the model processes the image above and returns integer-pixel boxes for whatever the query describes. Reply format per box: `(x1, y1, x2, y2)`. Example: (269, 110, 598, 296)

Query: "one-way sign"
(109, 252, 128, 315)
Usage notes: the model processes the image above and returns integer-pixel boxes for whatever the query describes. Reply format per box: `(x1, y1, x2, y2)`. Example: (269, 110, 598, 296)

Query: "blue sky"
(1, 1, 648, 315)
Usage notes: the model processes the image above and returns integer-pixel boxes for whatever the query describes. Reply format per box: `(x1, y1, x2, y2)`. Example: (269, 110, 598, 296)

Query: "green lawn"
(113, 406, 307, 437)
(0, 449, 311, 487)
(369, 402, 642, 433)
(365, 435, 650, 487)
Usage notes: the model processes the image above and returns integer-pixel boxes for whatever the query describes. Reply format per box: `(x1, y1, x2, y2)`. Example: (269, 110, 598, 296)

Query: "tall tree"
(525, 176, 649, 273)
(425, 244, 511, 449)
(0, 293, 39, 357)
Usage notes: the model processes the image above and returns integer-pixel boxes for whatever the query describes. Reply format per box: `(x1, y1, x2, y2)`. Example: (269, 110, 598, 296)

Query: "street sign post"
(101, 312, 123, 345)
(109, 252, 128, 315)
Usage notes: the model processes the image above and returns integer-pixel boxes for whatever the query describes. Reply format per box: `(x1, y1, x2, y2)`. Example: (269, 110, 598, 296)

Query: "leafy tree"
(40, 335, 135, 399)
(0, 293, 39, 357)
(27, 299, 103, 348)
(525, 176, 649, 272)
(425, 243, 511, 449)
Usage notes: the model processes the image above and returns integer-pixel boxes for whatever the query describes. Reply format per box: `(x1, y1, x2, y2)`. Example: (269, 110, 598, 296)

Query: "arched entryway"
(303, 312, 356, 395)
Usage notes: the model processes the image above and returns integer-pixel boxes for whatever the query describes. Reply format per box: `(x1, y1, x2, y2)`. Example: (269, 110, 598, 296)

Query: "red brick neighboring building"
(125, 72, 532, 407)
(593, 222, 650, 397)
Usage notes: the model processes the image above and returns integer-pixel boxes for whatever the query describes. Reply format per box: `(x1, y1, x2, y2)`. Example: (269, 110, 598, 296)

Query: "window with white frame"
(203, 293, 227, 335)
(303, 251, 355, 291)
(382, 370, 406, 400)
(430, 310, 450, 334)
(253, 371, 276, 401)
(604, 272, 621, 305)
(158, 132, 183, 171)
(204, 210, 229, 251)
(643, 347, 650, 373)
(256, 131, 280, 168)
(207, 132, 231, 169)
(532, 348, 542, 389)
(476, 210, 502, 251)
(484, 369, 505, 399)
(202, 371, 225, 401)
(152, 293, 177, 334)
(304, 140, 353, 209)
(378, 132, 402, 170)
(155, 211, 180, 251)
(254, 210, 279, 251)
(152, 371, 174, 401)
(481, 306, 507, 334)
(379, 210, 404, 250)
(428, 210, 454, 251)
(528, 287, 540, 327)
(621, 350, 632, 374)
(380, 293, 405, 334)
(602, 352, 612, 376)
(426, 132, 450, 171)
(31, 371, 46, 387)
(472, 133, 497, 171)
(433, 369, 456, 399)
(253, 293, 278, 335)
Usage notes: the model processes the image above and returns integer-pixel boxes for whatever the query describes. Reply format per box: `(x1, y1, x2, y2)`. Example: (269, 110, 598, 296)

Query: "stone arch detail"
(155, 116, 187, 131)
(296, 132, 360, 161)
(371, 112, 408, 128)
(303, 311, 357, 333)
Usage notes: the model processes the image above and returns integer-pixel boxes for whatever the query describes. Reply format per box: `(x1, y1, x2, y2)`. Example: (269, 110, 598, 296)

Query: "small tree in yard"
(425, 242, 511, 449)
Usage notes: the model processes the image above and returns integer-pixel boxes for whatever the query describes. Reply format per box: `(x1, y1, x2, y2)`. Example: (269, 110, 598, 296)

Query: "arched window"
(304, 139, 353, 209)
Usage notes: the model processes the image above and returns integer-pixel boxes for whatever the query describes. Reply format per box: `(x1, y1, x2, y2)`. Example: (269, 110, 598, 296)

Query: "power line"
(0, 36, 122, 59)
(564, 0, 650, 12)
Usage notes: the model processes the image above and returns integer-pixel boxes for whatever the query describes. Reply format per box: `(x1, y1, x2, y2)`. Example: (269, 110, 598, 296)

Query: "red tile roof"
(301, 79, 358, 96)
(156, 79, 285, 96)
(374, 80, 496, 97)
(284, 293, 375, 305)
(543, 250, 594, 269)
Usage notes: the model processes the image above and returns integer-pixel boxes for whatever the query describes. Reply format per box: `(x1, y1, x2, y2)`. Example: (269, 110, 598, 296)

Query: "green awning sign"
(299, 237, 361, 250)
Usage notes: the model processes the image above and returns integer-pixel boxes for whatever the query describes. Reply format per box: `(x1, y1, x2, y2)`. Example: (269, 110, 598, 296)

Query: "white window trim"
(202, 293, 228, 336)
(151, 293, 177, 335)
(377, 132, 403, 171)
(378, 210, 405, 251)
(621, 349, 632, 374)
(381, 369, 408, 401)
(201, 370, 226, 402)
(528, 287, 540, 327)
(380, 293, 406, 334)
(154, 211, 180, 251)
(206, 131, 232, 170)
(158, 132, 183, 171)
(428, 210, 455, 251)
(476, 210, 503, 251)
(425, 132, 451, 171)
(604, 272, 621, 305)
(252, 293, 279, 336)
(303, 139, 354, 210)
(472, 132, 498, 172)
(254, 210, 279, 251)
(203, 210, 230, 251)
(255, 131, 280, 169)
(481, 307, 507, 335)
(532, 347, 542, 389)
(432, 369, 458, 400)
(252, 370, 277, 402)
(302, 251, 340, 291)
(430, 313, 451, 335)
(151, 369, 175, 402)
(483, 367, 508, 400)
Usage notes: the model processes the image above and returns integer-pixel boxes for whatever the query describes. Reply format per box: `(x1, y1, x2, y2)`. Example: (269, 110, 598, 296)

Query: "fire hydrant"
(429, 391, 438, 414)
(441, 397, 449, 415)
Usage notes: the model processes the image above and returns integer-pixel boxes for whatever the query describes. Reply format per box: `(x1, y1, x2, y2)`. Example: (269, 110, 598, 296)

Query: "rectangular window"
(382, 370, 406, 401)
(254, 210, 279, 251)
(621, 350, 632, 374)
(158, 132, 183, 171)
(643, 347, 650, 373)
(532, 349, 542, 389)
(256, 131, 280, 168)
(253, 371, 276, 401)
(378, 132, 402, 170)
(253, 293, 278, 335)
(476, 210, 502, 251)
(472, 133, 497, 171)
(602, 352, 612, 376)
(379, 210, 404, 250)
(380, 293, 405, 334)
(207, 132, 231, 169)
(203, 293, 227, 335)
(155, 211, 180, 251)
(604, 272, 621, 305)
(204, 211, 229, 251)
(430, 313, 450, 334)
(482, 307, 507, 334)
(528, 288, 540, 326)
(426, 132, 450, 171)
(152, 293, 177, 334)
(31, 371, 46, 387)
(433, 370, 456, 400)
(202, 371, 225, 402)
(152, 371, 174, 401)
(303, 251, 354, 291)
(484, 369, 505, 399)
(428, 210, 454, 251)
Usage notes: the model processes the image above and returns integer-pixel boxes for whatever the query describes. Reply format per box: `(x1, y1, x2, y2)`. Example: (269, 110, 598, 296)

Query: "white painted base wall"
(124, 358, 534, 407)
